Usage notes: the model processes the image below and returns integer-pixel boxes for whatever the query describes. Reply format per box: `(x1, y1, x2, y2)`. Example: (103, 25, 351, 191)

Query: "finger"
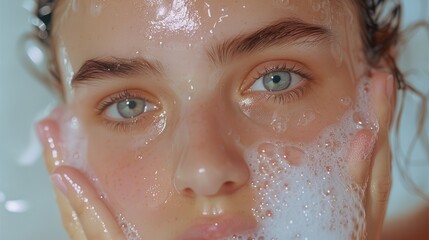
(36, 117, 64, 173)
(366, 72, 395, 238)
(51, 166, 126, 240)
(37, 113, 125, 240)
(37, 117, 86, 239)
(52, 187, 87, 240)
(367, 140, 392, 239)
(347, 129, 376, 186)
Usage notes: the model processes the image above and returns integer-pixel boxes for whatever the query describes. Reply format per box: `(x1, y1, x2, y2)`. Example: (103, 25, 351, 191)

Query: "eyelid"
(94, 89, 161, 132)
(95, 89, 161, 124)
(96, 89, 159, 114)
(240, 60, 313, 94)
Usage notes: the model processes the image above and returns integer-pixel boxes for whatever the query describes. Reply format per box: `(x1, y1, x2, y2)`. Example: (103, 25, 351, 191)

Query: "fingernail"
(50, 173, 68, 195)
(385, 75, 394, 104)
(49, 106, 66, 121)
(35, 120, 50, 144)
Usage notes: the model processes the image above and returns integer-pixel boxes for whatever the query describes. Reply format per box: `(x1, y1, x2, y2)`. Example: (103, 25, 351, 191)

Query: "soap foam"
(225, 78, 377, 240)
(57, 77, 376, 239)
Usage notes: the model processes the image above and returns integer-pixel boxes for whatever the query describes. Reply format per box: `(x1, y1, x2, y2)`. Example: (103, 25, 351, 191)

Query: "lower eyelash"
(264, 86, 305, 104)
(96, 90, 145, 131)
(100, 116, 147, 132)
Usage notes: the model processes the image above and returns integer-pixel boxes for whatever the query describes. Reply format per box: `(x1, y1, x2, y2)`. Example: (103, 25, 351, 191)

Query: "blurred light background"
(0, 0, 427, 239)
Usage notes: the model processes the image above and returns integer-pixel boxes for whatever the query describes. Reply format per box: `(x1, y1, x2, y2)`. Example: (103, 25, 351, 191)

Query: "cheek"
(239, 78, 357, 143)
(228, 77, 376, 239)
(86, 140, 173, 213)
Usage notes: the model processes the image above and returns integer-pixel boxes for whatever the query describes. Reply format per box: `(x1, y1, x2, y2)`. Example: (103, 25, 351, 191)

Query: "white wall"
(0, 0, 66, 239)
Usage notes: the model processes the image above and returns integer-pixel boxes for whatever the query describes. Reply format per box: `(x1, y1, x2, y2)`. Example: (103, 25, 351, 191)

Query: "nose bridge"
(173, 100, 249, 197)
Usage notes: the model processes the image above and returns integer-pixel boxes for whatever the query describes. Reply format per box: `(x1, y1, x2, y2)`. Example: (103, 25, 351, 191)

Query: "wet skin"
(49, 0, 373, 238)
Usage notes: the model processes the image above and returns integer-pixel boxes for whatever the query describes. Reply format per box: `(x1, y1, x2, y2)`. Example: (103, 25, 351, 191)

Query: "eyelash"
(95, 89, 148, 131)
(95, 64, 312, 130)
(251, 63, 313, 104)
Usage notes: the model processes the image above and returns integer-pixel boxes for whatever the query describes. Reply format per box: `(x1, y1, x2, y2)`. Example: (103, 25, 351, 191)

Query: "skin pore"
(39, 0, 396, 239)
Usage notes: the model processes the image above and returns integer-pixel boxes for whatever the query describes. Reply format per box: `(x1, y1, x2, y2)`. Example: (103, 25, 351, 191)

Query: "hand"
(37, 118, 125, 240)
(348, 70, 395, 240)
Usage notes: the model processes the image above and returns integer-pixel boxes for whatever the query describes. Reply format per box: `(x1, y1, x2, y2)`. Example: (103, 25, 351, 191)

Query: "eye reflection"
(263, 71, 291, 91)
(251, 70, 304, 92)
(105, 98, 156, 119)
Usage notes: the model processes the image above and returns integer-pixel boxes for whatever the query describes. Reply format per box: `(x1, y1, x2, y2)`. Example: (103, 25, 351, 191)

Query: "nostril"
(224, 181, 234, 187)
(177, 181, 240, 197)
(223, 181, 236, 192)
(181, 187, 195, 197)
(173, 145, 250, 197)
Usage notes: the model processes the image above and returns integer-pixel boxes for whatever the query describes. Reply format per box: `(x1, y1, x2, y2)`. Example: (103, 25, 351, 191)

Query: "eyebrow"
(72, 18, 331, 86)
(72, 57, 161, 87)
(207, 18, 332, 65)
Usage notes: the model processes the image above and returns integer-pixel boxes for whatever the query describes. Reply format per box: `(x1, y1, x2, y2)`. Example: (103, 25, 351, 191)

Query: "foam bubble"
(225, 78, 377, 239)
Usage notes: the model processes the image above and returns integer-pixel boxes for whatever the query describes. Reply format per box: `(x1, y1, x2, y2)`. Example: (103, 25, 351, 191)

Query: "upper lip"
(179, 216, 257, 240)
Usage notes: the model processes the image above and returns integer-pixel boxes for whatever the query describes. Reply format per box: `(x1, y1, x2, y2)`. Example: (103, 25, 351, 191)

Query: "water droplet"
(340, 96, 352, 106)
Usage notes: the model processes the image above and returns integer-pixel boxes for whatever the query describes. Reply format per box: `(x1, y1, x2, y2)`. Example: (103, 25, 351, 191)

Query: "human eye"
(238, 60, 316, 132)
(96, 89, 159, 130)
(243, 61, 313, 104)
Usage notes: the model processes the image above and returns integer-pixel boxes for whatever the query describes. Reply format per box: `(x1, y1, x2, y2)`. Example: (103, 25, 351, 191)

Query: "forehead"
(52, 1, 355, 43)
(52, 0, 359, 71)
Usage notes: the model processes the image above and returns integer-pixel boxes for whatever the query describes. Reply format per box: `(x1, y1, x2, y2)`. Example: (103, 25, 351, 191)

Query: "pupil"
(127, 100, 137, 109)
(272, 75, 281, 83)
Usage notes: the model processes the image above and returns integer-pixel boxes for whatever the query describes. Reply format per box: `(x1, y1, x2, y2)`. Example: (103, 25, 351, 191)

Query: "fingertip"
(35, 118, 56, 145)
(36, 118, 65, 172)
(35, 105, 66, 146)
(385, 75, 394, 105)
(53, 166, 126, 240)
(369, 71, 394, 133)
(348, 129, 376, 185)
(51, 173, 68, 196)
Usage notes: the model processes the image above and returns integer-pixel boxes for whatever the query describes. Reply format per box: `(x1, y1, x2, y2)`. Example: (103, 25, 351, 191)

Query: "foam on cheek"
(226, 78, 378, 240)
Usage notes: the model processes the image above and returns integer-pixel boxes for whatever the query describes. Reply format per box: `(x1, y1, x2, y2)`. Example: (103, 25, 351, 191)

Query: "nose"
(173, 107, 250, 197)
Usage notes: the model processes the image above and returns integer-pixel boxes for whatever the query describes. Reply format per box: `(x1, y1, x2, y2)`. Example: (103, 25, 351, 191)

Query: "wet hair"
(356, 0, 405, 89)
(354, 1, 428, 201)
(32, 0, 406, 89)
(30, 0, 428, 200)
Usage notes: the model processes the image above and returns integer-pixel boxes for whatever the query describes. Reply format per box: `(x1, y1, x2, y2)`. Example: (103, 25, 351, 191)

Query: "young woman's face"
(51, 0, 375, 239)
